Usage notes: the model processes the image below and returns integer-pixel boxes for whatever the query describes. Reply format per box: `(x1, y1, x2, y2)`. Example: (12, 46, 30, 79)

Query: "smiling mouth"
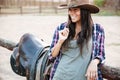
(71, 16, 76, 20)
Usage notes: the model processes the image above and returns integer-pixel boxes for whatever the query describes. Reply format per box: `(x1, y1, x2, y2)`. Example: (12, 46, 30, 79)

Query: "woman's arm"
(85, 59, 100, 80)
(51, 28, 69, 57)
(92, 24, 105, 65)
(49, 24, 69, 62)
(51, 40, 63, 57)
(86, 24, 105, 80)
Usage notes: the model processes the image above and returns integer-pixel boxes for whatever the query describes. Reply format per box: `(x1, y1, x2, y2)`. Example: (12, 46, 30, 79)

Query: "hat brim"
(58, 4, 99, 13)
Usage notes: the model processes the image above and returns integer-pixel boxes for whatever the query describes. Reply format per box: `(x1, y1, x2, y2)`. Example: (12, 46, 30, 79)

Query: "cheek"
(76, 13, 81, 21)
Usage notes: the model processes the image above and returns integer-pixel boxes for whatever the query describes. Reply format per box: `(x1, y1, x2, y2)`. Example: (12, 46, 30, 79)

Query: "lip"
(71, 16, 76, 19)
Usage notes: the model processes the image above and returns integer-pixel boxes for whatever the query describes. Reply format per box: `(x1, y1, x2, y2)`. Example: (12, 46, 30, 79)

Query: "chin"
(71, 20, 77, 23)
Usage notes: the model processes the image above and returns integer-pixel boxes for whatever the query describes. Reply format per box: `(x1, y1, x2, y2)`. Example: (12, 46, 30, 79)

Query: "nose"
(68, 9, 75, 15)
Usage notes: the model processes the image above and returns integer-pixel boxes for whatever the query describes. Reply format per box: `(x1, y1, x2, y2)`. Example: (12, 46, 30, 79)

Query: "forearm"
(51, 27, 69, 57)
(51, 40, 63, 57)
(91, 59, 100, 66)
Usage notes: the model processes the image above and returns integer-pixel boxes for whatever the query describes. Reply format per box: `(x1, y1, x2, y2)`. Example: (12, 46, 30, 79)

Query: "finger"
(64, 28, 69, 34)
(59, 30, 63, 34)
(59, 30, 66, 36)
(85, 73, 88, 80)
(86, 73, 90, 80)
(59, 31, 63, 36)
(95, 71, 98, 80)
(59, 30, 69, 40)
(91, 71, 98, 80)
(90, 72, 93, 80)
(63, 29, 69, 37)
(65, 28, 69, 33)
(87, 75, 89, 80)
(91, 72, 95, 80)
(85, 73, 88, 79)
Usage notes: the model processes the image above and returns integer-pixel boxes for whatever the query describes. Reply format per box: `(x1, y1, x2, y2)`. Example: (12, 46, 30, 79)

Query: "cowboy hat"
(58, 0, 99, 13)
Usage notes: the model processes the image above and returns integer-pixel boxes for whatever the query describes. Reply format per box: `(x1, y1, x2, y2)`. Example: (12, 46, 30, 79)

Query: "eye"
(74, 8, 79, 12)
(68, 8, 72, 11)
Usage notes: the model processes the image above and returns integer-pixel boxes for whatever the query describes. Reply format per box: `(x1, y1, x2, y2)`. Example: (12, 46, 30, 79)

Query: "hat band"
(68, 4, 78, 8)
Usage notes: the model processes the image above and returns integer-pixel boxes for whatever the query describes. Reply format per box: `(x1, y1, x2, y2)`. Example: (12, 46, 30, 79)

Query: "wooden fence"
(0, 0, 67, 14)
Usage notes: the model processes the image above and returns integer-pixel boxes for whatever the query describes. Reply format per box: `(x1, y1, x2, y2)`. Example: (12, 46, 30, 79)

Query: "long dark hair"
(62, 8, 93, 54)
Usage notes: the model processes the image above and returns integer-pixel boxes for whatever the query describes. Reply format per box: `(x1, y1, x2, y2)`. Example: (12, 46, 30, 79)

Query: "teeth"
(71, 16, 76, 19)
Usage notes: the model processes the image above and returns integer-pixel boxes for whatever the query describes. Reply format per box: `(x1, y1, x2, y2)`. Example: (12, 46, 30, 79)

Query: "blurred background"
(0, 0, 120, 15)
(0, 0, 120, 80)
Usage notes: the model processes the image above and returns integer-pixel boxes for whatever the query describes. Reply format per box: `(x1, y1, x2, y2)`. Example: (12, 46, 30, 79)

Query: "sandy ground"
(0, 15, 120, 80)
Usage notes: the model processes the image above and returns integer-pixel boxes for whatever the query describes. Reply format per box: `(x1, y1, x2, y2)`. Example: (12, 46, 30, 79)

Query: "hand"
(85, 60, 99, 80)
(58, 28, 69, 43)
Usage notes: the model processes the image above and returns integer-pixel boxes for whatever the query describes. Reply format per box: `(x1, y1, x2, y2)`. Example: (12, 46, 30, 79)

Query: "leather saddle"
(10, 33, 51, 80)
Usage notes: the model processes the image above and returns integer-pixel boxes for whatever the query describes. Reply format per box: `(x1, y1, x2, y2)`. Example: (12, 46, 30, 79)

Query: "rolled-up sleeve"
(92, 24, 105, 65)
(48, 26, 59, 62)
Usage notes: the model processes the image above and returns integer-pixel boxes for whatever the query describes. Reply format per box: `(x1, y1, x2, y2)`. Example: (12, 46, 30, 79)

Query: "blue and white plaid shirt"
(49, 22, 105, 80)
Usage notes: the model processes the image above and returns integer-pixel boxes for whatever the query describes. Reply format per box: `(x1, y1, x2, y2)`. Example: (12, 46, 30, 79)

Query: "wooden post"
(0, 38, 16, 51)
(34, 0, 36, 6)
(101, 65, 120, 79)
(20, 0, 23, 15)
(66, 0, 69, 3)
(34, 0, 36, 12)
(39, 0, 42, 13)
(0, 7, 1, 14)
(52, 0, 57, 14)
(59, 0, 61, 4)
(0, 37, 120, 79)
(17, 0, 23, 15)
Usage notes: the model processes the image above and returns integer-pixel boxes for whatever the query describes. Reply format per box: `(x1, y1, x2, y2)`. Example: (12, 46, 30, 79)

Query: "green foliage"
(94, 0, 105, 7)
(93, 10, 120, 16)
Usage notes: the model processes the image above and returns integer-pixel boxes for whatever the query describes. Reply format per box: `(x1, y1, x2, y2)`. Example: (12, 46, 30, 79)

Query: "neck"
(74, 21, 81, 39)
(76, 21, 81, 32)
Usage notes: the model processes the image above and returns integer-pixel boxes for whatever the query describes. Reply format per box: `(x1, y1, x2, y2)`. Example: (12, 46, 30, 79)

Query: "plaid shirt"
(49, 22, 105, 80)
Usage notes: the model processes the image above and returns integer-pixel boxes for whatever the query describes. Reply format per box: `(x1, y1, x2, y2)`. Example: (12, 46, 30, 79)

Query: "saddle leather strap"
(29, 46, 50, 80)
(44, 63, 52, 76)
(15, 47, 20, 67)
(26, 66, 29, 80)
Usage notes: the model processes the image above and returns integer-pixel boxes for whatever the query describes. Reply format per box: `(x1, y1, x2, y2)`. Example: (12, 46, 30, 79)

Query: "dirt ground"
(0, 15, 120, 80)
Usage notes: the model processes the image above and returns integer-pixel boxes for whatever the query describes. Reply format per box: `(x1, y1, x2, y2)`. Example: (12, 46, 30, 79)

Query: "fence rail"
(0, 0, 67, 14)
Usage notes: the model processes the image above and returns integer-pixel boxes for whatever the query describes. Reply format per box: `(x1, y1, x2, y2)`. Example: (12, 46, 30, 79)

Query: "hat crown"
(68, 0, 90, 7)
(58, 0, 99, 13)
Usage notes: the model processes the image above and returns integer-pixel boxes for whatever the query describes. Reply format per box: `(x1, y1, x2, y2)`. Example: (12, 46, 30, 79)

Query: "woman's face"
(68, 7, 81, 23)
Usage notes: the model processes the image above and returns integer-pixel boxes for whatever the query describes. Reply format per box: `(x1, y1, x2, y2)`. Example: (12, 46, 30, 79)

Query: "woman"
(49, 0, 105, 80)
